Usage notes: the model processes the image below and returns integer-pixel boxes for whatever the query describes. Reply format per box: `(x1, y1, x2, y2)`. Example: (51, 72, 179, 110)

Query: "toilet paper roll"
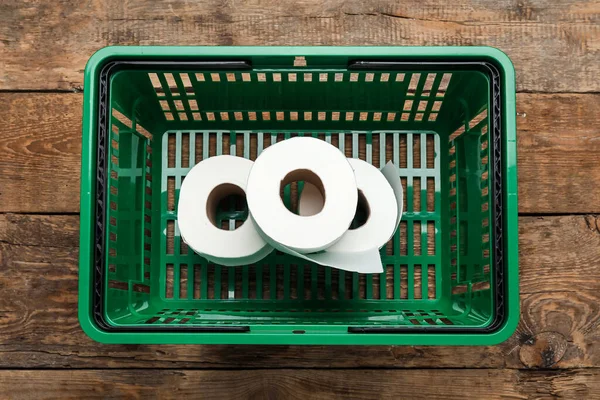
(298, 160, 404, 273)
(246, 136, 358, 254)
(177, 155, 273, 266)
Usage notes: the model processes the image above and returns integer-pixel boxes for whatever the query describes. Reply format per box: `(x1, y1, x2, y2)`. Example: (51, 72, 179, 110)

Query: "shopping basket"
(79, 46, 518, 345)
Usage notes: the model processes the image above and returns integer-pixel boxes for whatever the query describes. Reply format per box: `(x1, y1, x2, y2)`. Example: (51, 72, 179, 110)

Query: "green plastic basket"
(79, 46, 518, 345)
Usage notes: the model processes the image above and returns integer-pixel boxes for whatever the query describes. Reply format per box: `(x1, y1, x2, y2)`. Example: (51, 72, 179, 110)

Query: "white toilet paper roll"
(300, 158, 399, 252)
(298, 160, 404, 273)
(177, 155, 273, 266)
(246, 137, 358, 254)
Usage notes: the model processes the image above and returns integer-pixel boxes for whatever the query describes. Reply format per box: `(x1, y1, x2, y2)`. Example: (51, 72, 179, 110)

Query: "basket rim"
(78, 46, 518, 345)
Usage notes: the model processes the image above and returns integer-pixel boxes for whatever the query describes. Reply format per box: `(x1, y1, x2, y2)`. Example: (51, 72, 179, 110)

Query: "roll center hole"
(280, 169, 326, 216)
(349, 190, 370, 230)
(206, 183, 248, 230)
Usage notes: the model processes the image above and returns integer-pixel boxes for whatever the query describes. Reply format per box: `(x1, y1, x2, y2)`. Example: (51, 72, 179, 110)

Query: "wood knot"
(519, 331, 567, 368)
(584, 215, 600, 234)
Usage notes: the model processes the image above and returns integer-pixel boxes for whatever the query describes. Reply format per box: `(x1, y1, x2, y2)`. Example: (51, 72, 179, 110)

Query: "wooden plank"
(1, 92, 599, 214)
(1, 213, 599, 369)
(0, 214, 79, 248)
(517, 94, 600, 214)
(0, 0, 598, 92)
(519, 215, 600, 293)
(0, 93, 82, 213)
(1, 369, 599, 399)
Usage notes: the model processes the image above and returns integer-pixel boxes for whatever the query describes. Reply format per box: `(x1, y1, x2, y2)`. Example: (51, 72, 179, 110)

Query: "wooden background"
(1, 0, 599, 398)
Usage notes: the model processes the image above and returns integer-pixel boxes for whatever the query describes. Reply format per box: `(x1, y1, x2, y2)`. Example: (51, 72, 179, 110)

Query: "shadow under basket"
(79, 46, 518, 345)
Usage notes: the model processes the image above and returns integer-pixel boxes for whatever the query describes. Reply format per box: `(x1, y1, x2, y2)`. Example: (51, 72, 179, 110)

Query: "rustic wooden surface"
(1, 0, 599, 398)
(1, 369, 599, 399)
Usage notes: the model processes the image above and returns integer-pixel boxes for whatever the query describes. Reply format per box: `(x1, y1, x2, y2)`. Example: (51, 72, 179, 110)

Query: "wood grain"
(1, 92, 599, 214)
(0, 0, 599, 92)
(0, 213, 79, 248)
(1, 213, 599, 369)
(0, 369, 599, 399)
(0, 94, 82, 213)
(517, 94, 600, 214)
